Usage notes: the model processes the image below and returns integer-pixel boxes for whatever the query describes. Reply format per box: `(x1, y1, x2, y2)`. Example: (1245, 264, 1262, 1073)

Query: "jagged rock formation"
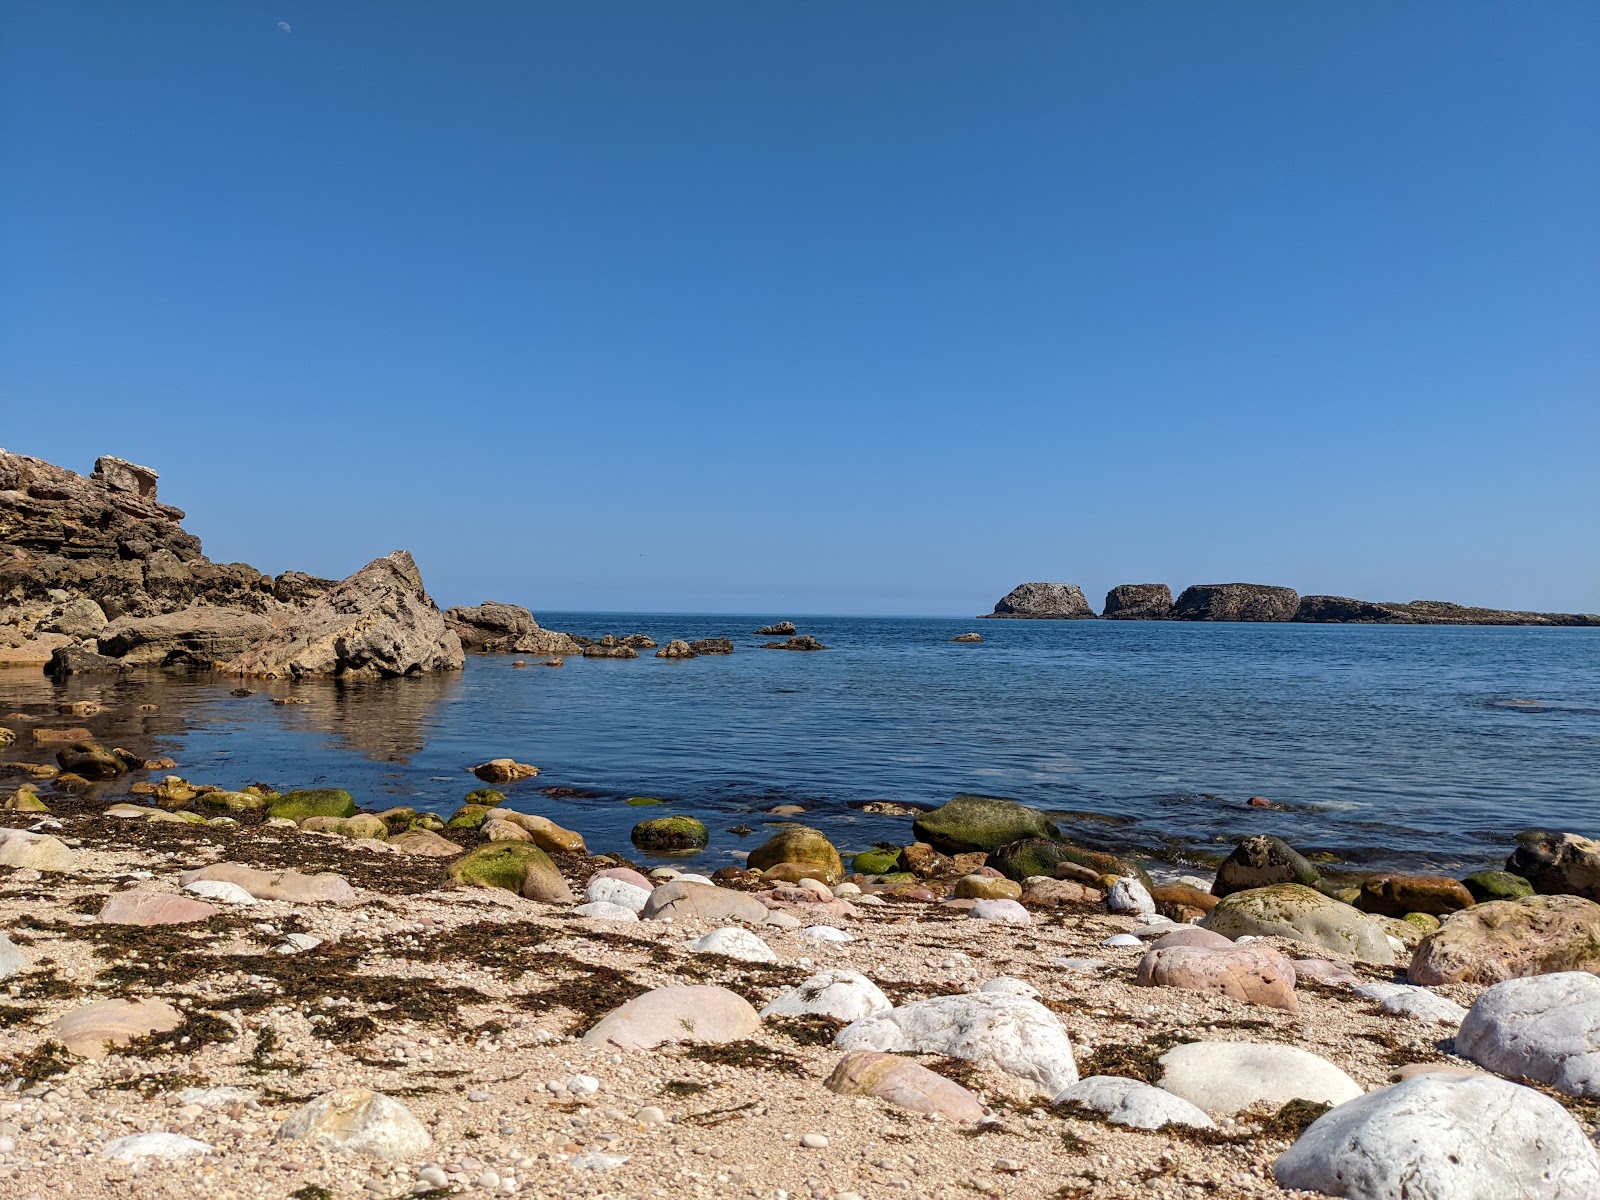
(1295, 596, 1600, 627)
(444, 601, 582, 655)
(0, 450, 461, 677)
(984, 582, 1096, 620)
(1102, 584, 1174, 620)
(1172, 584, 1300, 622)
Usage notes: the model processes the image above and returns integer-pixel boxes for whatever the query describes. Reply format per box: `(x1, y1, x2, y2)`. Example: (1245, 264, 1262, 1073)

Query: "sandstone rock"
(746, 826, 843, 883)
(483, 809, 585, 854)
(1456, 972, 1600, 1095)
(180, 863, 356, 904)
(688, 927, 777, 963)
(1350, 981, 1467, 1027)
(1354, 874, 1475, 918)
(381, 828, 460, 857)
(951, 874, 1020, 900)
(1205, 883, 1395, 964)
(274, 1088, 431, 1160)
(582, 636, 638, 659)
(1505, 830, 1600, 901)
(44, 645, 131, 676)
(0, 828, 74, 871)
(756, 621, 797, 635)
(1272, 1072, 1600, 1199)
(54, 998, 183, 1058)
(1211, 835, 1320, 897)
(631, 815, 709, 851)
(591, 866, 653, 890)
(1293, 958, 1363, 987)
(642, 880, 769, 924)
(1054, 1076, 1214, 1130)
(31, 725, 93, 745)
(99, 889, 220, 926)
(99, 607, 275, 667)
(1149, 927, 1235, 951)
(471, 758, 539, 784)
(1172, 583, 1299, 622)
(760, 971, 892, 1022)
(837, 992, 1078, 1095)
(444, 601, 582, 655)
(913, 795, 1058, 853)
(1136, 942, 1299, 1012)
(1020, 878, 1104, 907)
(41, 597, 107, 637)
(582, 985, 761, 1050)
(656, 639, 695, 659)
(1408, 895, 1600, 985)
(825, 1051, 985, 1122)
(53, 740, 125, 780)
(1151, 882, 1220, 918)
(1156, 1041, 1362, 1115)
(970, 898, 1032, 925)
(221, 551, 462, 679)
(1100, 584, 1175, 621)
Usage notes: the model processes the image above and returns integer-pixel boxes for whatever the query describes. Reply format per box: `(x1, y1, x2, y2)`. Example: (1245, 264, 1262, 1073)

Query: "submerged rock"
(266, 788, 356, 823)
(631, 815, 709, 851)
(444, 601, 582, 655)
(762, 635, 827, 650)
(688, 636, 734, 655)
(913, 795, 1058, 853)
(985, 582, 1095, 619)
(756, 622, 797, 636)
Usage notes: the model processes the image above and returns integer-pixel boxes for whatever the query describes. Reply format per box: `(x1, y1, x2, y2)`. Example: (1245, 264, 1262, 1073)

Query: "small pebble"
(800, 1133, 829, 1149)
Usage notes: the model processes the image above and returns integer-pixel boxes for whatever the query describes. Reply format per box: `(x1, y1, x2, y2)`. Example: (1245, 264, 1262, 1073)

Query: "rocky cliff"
(1172, 583, 1301, 622)
(1102, 584, 1174, 620)
(0, 450, 462, 677)
(1294, 595, 1600, 627)
(983, 582, 1096, 619)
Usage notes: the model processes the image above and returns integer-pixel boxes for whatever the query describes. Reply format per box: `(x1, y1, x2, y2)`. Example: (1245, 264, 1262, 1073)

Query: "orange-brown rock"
(1354, 874, 1475, 918)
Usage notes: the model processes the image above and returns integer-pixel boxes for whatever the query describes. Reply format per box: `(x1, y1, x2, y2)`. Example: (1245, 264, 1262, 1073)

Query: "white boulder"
(1156, 1041, 1363, 1115)
(572, 901, 639, 921)
(1054, 1075, 1215, 1130)
(583, 985, 761, 1051)
(1351, 981, 1467, 1027)
(183, 879, 258, 906)
(274, 1088, 431, 1160)
(585, 876, 652, 913)
(1107, 877, 1156, 915)
(688, 927, 778, 963)
(1456, 971, 1600, 1096)
(761, 971, 893, 1022)
(102, 1132, 213, 1162)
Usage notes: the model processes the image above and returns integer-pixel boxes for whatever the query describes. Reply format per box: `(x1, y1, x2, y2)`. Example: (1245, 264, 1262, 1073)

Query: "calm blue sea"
(5, 616, 1598, 876)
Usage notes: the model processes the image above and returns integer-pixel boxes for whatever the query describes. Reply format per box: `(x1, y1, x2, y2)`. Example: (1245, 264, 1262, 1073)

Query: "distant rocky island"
(986, 581, 1600, 626)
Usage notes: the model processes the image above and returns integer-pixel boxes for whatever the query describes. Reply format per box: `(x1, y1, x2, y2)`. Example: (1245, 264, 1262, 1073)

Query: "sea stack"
(1172, 584, 1300, 622)
(1102, 584, 1174, 620)
(984, 583, 1096, 619)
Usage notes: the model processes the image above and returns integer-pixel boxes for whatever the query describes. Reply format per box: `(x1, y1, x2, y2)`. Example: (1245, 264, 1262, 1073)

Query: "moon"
(277, 21, 292, 33)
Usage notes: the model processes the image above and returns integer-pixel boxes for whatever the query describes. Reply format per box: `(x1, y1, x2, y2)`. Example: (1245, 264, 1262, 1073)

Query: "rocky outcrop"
(984, 582, 1095, 619)
(443, 601, 582, 655)
(220, 552, 462, 680)
(2, 451, 457, 679)
(1101, 584, 1173, 620)
(1172, 583, 1299, 622)
(1295, 595, 1600, 626)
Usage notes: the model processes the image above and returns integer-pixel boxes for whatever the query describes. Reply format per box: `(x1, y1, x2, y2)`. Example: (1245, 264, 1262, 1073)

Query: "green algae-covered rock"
(268, 789, 356, 823)
(626, 796, 665, 807)
(631, 815, 710, 851)
(448, 842, 571, 902)
(4, 788, 48, 813)
(911, 794, 1058, 853)
(409, 813, 446, 832)
(448, 804, 495, 830)
(851, 848, 902, 875)
(745, 826, 843, 884)
(1204, 882, 1395, 965)
(989, 837, 1151, 887)
(1211, 835, 1321, 898)
(464, 788, 506, 807)
(301, 813, 389, 840)
(199, 790, 270, 812)
(1401, 911, 1441, 933)
(1461, 869, 1534, 903)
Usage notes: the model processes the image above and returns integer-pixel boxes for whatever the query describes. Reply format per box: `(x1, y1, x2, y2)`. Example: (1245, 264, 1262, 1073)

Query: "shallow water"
(3, 616, 1597, 876)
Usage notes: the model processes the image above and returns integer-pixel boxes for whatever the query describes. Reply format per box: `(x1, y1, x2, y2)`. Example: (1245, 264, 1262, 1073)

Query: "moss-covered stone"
(409, 813, 446, 832)
(198, 790, 269, 812)
(448, 841, 570, 902)
(911, 794, 1058, 853)
(267, 788, 356, 823)
(851, 848, 902, 875)
(448, 804, 494, 830)
(745, 826, 843, 883)
(464, 788, 506, 807)
(626, 796, 665, 807)
(631, 815, 709, 851)
(4, 787, 48, 813)
(989, 837, 1151, 887)
(1204, 882, 1395, 965)
(300, 812, 388, 840)
(952, 875, 1022, 900)
(1401, 911, 1441, 933)
(1461, 869, 1534, 903)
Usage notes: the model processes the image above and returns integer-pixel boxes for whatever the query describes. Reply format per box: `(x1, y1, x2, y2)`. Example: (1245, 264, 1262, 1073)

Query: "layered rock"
(1295, 595, 1600, 626)
(983, 582, 1095, 619)
(1101, 584, 1174, 620)
(1172, 583, 1300, 622)
(443, 601, 582, 655)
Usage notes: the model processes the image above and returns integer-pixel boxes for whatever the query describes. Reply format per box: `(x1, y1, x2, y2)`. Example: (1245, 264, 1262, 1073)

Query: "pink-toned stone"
(1149, 927, 1235, 951)
(98, 889, 219, 926)
(824, 1050, 985, 1122)
(54, 998, 183, 1058)
(386, 829, 461, 857)
(1294, 958, 1363, 987)
(179, 862, 357, 904)
(1135, 943, 1299, 1013)
(581, 985, 760, 1050)
(591, 867, 652, 890)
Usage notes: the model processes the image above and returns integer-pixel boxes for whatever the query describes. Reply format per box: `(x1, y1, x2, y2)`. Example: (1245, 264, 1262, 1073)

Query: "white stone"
(274, 1088, 431, 1160)
(979, 977, 1039, 1000)
(1351, 981, 1468, 1027)
(853, 894, 885, 907)
(583, 985, 761, 1050)
(572, 901, 639, 922)
(566, 1075, 599, 1097)
(570, 1152, 629, 1170)
(177, 1086, 260, 1109)
(0, 828, 74, 872)
(1050, 956, 1110, 971)
(635, 1106, 667, 1125)
(688, 927, 778, 963)
(676, 872, 715, 885)
(1102, 934, 1142, 948)
(832, 882, 861, 897)
(761, 971, 893, 1023)
(585, 877, 651, 913)
(798, 925, 853, 942)
(800, 1133, 829, 1149)
(277, 932, 323, 953)
(0, 932, 27, 980)
(1456, 971, 1600, 1096)
(763, 909, 804, 929)
(102, 1132, 213, 1162)
(1157, 1041, 1363, 1115)
(183, 879, 258, 906)
(836, 992, 1077, 1095)
(1054, 1076, 1215, 1130)
(797, 877, 833, 897)
(1107, 878, 1156, 915)
(1273, 1072, 1600, 1199)
(968, 898, 1031, 925)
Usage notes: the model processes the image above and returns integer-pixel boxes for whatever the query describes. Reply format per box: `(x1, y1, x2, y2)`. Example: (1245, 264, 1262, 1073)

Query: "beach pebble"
(968, 898, 1031, 925)
(177, 1086, 260, 1109)
(1050, 956, 1109, 971)
(688, 926, 778, 963)
(277, 933, 324, 954)
(836, 991, 1078, 1094)
(570, 1152, 629, 1170)
(1156, 1041, 1363, 1115)
(274, 1088, 431, 1160)
(1106, 877, 1156, 914)
(1290, 958, 1363, 987)
(1273, 1073, 1600, 1198)
(1351, 981, 1468, 1027)
(798, 925, 854, 942)
(102, 1132, 213, 1162)
(566, 1075, 600, 1097)
(1456, 971, 1600, 1095)
(1054, 1076, 1215, 1130)
(572, 901, 639, 922)
(418, 1167, 449, 1188)
(635, 1106, 667, 1125)
(762, 908, 804, 929)
(800, 1133, 829, 1149)
(832, 881, 861, 897)
(1102, 933, 1142, 948)
(761, 971, 893, 1022)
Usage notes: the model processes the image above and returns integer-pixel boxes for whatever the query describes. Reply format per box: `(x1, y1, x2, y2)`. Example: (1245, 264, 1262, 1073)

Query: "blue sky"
(2, 3, 1596, 615)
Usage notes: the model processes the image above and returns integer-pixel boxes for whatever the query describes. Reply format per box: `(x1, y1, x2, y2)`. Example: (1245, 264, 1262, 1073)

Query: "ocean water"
(3, 616, 1597, 877)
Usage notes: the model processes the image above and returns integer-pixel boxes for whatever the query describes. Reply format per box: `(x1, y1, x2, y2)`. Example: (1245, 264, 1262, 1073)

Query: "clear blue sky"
(2, 3, 1596, 615)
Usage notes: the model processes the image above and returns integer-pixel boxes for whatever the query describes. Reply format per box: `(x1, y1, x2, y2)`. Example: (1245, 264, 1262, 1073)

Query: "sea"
(3, 615, 1597, 879)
